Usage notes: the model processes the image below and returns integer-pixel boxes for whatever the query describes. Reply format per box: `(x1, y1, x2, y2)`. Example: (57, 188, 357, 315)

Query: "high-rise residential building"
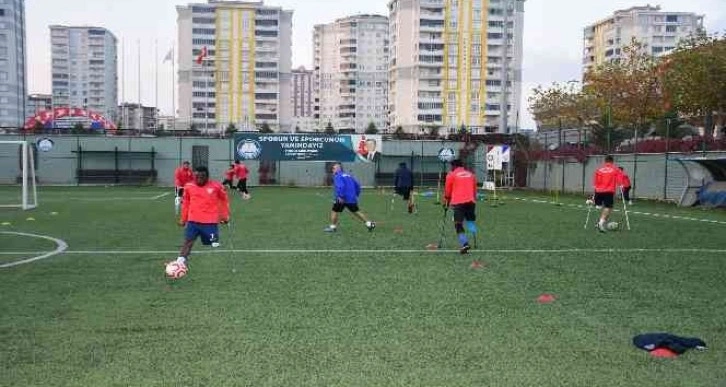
(291, 66, 315, 132)
(177, 0, 293, 133)
(27, 93, 52, 115)
(314, 14, 389, 133)
(388, 0, 525, 134)
(50, 26, 118, 123)
(583, 6, 704, 74)
(0, 0, 27, 128)
(118, 103, 158, 131)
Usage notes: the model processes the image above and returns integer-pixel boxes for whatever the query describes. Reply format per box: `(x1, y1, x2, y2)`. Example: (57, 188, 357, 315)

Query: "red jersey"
(224, 168, 235, 181)
(444, 167, 477, 205)
(181, 181, 230, 224)
(594, 162, 622, 193)
(174, 167, 194, 188)
(619, 171, 632, 188)
(234, 164, 249, 180)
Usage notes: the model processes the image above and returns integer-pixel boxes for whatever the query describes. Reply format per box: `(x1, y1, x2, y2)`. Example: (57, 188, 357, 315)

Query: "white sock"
(176, 257, 187, 265)
(598, 219, 606, 226)
(365, 221, 373, 227)
(329, 224, 337, 229)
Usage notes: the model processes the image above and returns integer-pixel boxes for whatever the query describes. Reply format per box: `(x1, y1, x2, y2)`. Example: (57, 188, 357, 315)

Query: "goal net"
(0, 140, 38, 210)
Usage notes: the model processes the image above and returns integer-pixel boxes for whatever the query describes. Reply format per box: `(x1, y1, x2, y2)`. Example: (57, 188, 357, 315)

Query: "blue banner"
(234, 134, 383, 162)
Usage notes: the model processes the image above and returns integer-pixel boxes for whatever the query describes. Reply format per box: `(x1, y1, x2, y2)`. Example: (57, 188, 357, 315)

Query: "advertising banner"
(234, 134, 383, 163)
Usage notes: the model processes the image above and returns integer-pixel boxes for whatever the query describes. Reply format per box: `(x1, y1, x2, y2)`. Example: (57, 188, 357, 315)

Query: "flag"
(163, 49, 173, 63)
(196, 46, 207, 65)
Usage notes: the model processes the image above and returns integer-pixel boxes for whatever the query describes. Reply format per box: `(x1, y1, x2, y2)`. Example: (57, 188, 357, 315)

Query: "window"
(0, 71, 7, 80)
(666, 15, 678, 23)
(0, 10, 4, 17)
(666, 25, 677, 33)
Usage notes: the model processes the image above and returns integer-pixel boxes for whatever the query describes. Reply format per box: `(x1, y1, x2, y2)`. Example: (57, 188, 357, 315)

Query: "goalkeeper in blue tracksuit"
(324, 162, 376, 233)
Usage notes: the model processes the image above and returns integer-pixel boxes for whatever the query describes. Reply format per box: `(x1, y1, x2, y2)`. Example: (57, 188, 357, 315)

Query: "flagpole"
(172, 45, 176, 131)
(155, 39, 158, 132)
(138, 39, 142, 131)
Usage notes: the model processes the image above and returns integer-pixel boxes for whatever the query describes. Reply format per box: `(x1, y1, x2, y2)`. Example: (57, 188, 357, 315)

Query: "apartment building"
(177, 0, 293, 133)
(314, 14, 389, 133)
(388, 0, 526, 134)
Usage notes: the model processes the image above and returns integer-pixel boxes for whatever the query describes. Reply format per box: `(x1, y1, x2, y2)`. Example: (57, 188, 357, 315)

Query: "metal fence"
(521, 123, 726, 202)
(0, 134, 471, 189)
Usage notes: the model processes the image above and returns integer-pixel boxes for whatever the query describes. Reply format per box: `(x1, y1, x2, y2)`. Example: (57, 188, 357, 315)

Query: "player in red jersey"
(174, 161, 194, 213)
(171, 166, 230, 271)
(444, 159, 478, 254)
(593, 155, 623, 232)
(234, 160, 251, 200)
(222, 164, 235, 190)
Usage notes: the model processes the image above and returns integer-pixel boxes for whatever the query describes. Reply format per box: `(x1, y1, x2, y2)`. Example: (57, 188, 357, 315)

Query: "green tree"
(259, 123, 273, 133)
(365, 122, 378, 134)
(226, 123, 237, 136)
(324, 121, 335, 134)
(71, 122, 85, 134)
(427, 125, 440, 138)
(393, 126, 405, 139)
(663, 33, 726, 136)
(584, 39, 669, 132)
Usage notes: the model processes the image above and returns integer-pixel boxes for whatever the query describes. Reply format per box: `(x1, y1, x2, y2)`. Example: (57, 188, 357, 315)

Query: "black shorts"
(396, 186, 413, 201)
(453, 202, 477, 223)
(222, 179, 233, 188)
(594, 192, 615, 209)
(236, 179, 248, 191)
(332, 202, 360, 213)
(176, 187, 184, 197)
(622, 187, 631, 201)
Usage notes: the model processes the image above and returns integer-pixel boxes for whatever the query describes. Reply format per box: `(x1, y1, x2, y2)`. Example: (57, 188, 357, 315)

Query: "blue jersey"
(333, 171, 361, 204)
(394, 167, 414, 188)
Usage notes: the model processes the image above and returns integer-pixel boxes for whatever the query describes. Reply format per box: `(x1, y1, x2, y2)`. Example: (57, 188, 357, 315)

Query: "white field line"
(3, 248, 726, 256)
(0, 231, 68, 269)
(512, 197, 726, 225)
(150, 192, 172, 200)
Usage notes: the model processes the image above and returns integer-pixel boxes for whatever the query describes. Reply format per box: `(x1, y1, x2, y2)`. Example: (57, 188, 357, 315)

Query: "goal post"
(0, 140, 38, 210)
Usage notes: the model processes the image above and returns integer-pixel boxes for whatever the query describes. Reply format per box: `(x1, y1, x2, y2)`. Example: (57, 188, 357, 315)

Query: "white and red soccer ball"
(165, 262, 188, 279)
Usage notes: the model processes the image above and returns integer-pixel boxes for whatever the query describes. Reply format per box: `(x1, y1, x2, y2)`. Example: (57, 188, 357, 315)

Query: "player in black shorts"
(394, 162, 415, 213)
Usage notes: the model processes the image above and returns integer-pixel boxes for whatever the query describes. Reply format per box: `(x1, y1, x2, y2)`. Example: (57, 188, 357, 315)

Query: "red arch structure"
(23, 107, 117, 131)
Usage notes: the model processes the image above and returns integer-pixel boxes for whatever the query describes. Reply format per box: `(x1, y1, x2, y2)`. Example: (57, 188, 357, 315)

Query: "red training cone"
(537, 294, 556, 304)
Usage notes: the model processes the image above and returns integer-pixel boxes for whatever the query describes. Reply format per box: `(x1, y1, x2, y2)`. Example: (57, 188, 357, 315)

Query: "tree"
(226, 123, 237, 136)
(32, 121, 44, 133)
(393, 126, 405, 139)
(259, 123, 273, 133)
(324, 121, 335, 134)
(427, 125, 440, 138)
(190, 123, 199, 132)
(71, 122, 85, 134)
(663, 33, 726, 137)
(584, 39, 669, 132)
(365, 122, 378, 134)
(294, 125, 300, 133)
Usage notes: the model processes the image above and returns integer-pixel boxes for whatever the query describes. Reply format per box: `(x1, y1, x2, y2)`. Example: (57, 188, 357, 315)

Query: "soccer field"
(1, 186, 725, 386)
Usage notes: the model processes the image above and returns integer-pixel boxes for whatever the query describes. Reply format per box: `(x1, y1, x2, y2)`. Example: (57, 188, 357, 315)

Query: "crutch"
(437, 206, 449, 249)
(584, 196, 594, 229)
(620, 186, 632, 231)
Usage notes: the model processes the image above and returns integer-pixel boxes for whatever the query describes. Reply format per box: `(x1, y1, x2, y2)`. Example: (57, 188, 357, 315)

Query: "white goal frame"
(0, 140, 38, 210)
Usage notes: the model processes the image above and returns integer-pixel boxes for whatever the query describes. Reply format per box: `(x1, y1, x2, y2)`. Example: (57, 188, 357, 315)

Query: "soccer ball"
(165, 262, 188, 279)
(606, 222, 620, 231)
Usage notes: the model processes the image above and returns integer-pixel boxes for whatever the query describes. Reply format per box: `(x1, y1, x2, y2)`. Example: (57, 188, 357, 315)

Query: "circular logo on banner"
(37, 138, 54, 152)
(236, 140, 262, 160)
(438, 148, 455, 163)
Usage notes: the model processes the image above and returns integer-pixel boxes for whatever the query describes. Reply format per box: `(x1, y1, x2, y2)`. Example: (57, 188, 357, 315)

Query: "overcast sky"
(26, 0, 726, 129)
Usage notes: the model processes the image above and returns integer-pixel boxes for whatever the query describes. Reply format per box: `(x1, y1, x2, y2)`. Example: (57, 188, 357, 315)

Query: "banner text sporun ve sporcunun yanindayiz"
(234, 134, 383, 163)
